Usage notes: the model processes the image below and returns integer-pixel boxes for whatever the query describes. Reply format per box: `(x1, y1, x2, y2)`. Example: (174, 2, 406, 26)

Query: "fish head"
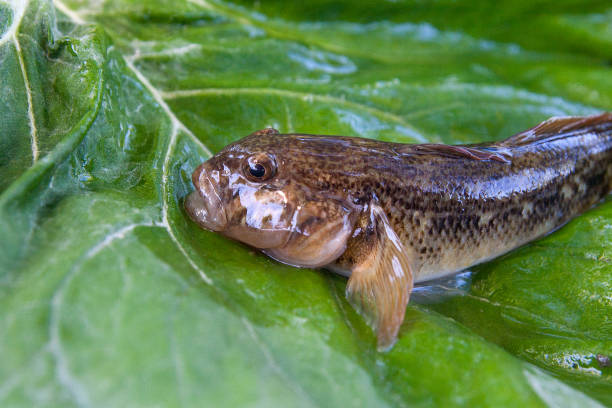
(185, 129, 358, 268)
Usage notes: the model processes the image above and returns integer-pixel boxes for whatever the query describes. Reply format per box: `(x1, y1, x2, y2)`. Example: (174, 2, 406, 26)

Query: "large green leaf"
(1, 0, 610, 406)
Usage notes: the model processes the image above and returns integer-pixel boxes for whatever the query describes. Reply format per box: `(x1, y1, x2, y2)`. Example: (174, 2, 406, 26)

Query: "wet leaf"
(0, 0, 610, 406)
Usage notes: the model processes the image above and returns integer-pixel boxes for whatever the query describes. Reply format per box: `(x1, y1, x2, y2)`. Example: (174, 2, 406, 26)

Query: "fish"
(185, 113, 612, 350)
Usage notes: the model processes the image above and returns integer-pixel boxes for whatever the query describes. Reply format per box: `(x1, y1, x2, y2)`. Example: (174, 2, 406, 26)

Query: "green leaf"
(1, 0, 610, 406)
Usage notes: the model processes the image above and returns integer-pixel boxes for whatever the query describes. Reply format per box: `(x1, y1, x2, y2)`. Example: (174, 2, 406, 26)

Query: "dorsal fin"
(397, 144, 512, 163)
(248, 128, 280, 137)
(502, 113, 612, 147)
(397, 113, 612, 163)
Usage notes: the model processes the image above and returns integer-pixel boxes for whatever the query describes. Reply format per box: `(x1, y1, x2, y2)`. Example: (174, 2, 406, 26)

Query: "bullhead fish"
(185, 113, 612, 350)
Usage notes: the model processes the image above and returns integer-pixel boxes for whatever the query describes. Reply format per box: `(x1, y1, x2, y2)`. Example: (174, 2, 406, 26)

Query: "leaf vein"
(53, 0, 86, 24)
(158, 122, 214, 285)
(124, 59, 216, 286)
(48, 222, 162, 407)
(13, 36, 39, 163)
(161, 87, 423, 137)
(436, 285, 597, 340)
(124, 58, 212, 157)
(50, 0, 214, 287)
(240, 317, 315, 405)
(0, 0, 27, 47)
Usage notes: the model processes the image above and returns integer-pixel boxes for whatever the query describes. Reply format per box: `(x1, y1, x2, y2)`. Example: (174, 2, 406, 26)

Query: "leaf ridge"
(240, 317, 315, 404)
(50, 0, 215, 287)
(47, 222, 162, 407)
(123, 58, 213, 158)
(14, 36, 38, 163)
(161, 87, 425, 140)
(0, 0, 28, 47)
(53, 0, 86, 24)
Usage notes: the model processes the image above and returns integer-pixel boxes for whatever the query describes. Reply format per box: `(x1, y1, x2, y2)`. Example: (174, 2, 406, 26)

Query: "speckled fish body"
(185, 114, 612, 350)
(334, 115, 612, 283)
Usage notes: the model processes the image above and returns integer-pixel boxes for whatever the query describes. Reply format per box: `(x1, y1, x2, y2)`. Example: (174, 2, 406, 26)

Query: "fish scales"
(343, 121, 612, 282)
(185, 114, 612, 349)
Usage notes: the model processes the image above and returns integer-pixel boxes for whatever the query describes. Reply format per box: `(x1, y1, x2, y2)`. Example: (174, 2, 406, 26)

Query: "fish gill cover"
(0, 0, 610, 406)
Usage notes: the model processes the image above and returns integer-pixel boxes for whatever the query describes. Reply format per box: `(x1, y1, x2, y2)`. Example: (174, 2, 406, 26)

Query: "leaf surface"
(1, 0, 610, 406)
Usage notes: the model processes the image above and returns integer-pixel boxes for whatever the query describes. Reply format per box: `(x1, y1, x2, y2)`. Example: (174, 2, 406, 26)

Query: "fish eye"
(244, 154, 276, 182)
(249, 163, 266, 178)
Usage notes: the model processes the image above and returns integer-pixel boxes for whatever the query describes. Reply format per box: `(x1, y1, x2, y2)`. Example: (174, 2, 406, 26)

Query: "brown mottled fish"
(185, 113, 612, 350)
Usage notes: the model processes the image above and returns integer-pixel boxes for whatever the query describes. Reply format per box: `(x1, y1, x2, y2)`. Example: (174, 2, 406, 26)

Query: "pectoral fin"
(343, 204, 414, 351)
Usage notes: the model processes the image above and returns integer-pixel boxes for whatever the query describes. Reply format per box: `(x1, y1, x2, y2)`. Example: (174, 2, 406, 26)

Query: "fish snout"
(185, 164, 227, 231)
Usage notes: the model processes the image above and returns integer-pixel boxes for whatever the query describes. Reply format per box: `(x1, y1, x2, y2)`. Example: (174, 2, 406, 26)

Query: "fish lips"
(185, 169, 227, 232)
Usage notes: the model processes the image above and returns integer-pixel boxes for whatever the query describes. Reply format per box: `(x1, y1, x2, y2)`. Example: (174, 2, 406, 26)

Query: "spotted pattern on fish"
(185, 113, 612, 349)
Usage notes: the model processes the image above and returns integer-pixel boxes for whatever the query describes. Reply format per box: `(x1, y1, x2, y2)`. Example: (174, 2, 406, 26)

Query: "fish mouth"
(185, 167, 227, 232)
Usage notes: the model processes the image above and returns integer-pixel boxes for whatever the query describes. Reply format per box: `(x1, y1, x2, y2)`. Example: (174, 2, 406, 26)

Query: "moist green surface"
(0, 0, 610, 406)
